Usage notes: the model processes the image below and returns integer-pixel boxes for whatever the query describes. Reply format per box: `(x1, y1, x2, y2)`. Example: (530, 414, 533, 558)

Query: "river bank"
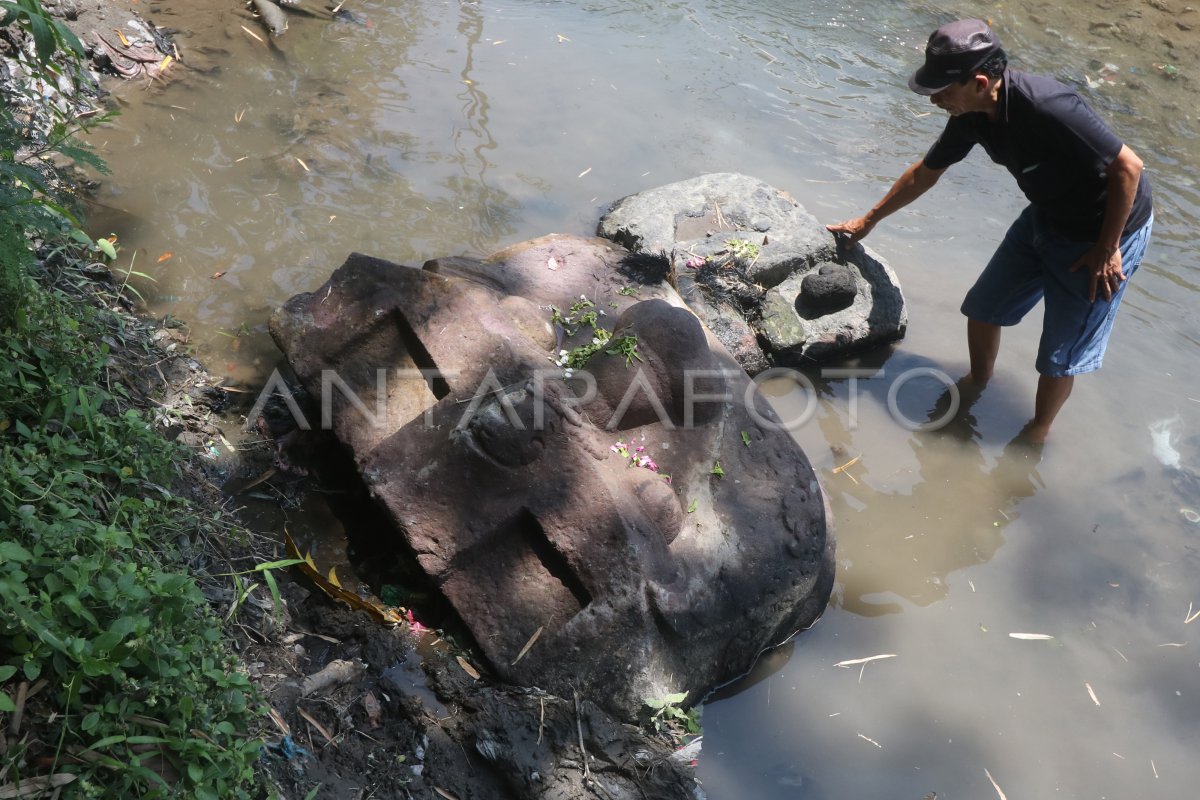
(12, 0, 1198, 797)
(3, 3, 705, 798)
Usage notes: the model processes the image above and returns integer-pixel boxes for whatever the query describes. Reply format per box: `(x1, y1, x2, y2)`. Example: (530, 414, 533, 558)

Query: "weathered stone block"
(598, 173, 907, 370)
(270, 234, 835, 718)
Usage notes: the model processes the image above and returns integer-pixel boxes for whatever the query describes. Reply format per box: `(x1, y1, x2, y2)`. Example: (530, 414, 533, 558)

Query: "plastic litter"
(1148, 416, 1182, 469)
(264, 735, 311, 761)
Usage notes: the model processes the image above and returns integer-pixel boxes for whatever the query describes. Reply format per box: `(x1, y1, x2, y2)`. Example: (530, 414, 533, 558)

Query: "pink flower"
(405, 609, 428, 634)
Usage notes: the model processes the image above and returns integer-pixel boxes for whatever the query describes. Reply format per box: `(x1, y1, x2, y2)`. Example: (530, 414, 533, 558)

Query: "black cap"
(908, 19, 1003, 95)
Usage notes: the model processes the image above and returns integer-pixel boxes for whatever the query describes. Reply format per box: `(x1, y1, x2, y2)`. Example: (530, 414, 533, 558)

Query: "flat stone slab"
(270, 234, 835, 718)
(597, 172, 908, 370)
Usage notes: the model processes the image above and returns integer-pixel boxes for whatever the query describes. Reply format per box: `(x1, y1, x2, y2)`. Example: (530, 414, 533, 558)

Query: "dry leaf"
(298, 707, 337, 748)
(232, 468, 276, 494)
(267, 706, 291, 736)
(511, 625, 544, 665)
(292, 629, 341, 645)
(0, 774, 77, 798)
(362, 691, 382, 729)
(284, 530, 404, 626)
(157, 252, 173, 263)
(457, 656, 481, 680)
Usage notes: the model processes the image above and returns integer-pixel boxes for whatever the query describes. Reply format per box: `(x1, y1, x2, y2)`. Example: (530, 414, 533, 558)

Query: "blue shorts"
(961, 206, 1153, 377)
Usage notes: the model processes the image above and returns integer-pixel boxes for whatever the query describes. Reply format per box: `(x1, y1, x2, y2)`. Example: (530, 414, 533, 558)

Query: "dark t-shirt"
(923, 69, 1153, 240)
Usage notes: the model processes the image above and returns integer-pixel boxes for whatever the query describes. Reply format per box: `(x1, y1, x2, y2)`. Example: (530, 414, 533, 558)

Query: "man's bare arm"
(1069, 144, 1144, 302)
(826, 160, 947, 244)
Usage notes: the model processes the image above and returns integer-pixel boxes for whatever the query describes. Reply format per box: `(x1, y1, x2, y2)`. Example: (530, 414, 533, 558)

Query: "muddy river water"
(85, 0, 1198, 797)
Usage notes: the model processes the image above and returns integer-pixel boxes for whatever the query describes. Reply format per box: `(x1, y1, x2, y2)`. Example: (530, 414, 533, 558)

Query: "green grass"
(0, 237, 263, 799)
(1, 3, 264, 794)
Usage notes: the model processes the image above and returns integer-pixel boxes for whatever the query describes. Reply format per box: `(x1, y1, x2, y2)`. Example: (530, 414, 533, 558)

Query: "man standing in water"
(828, 19, 1153, 442)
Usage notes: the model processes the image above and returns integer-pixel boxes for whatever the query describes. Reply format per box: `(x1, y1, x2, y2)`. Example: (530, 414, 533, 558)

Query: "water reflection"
(768, 368, 1047, 615)
(447, 0, 521, 251)
(845, 402, 1043, 614)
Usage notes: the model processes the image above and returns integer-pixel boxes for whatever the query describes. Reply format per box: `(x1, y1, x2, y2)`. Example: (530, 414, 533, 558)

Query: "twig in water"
(984, 768, 1008, 800)
(834, 654, 896, 668)
(833, 455, 861, 474)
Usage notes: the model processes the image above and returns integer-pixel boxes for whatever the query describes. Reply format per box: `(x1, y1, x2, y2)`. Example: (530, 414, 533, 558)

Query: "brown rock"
(270, 234, 834, 717)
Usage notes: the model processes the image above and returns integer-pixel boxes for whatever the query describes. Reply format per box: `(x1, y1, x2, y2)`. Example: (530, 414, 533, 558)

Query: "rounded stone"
(799, 264, 857, 312)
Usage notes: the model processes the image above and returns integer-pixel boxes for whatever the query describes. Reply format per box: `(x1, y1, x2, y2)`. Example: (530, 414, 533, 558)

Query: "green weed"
(0, 294, 263, 796)
(642, 692, 702, 737)
(724, 237, 761, 265)
(1, 4, 262, 794)
(550, 294, 645, 372)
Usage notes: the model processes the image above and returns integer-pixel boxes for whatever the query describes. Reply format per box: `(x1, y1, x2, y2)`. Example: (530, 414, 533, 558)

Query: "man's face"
(929, 73, 1000, 117)
(929, 80, 978, 116)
